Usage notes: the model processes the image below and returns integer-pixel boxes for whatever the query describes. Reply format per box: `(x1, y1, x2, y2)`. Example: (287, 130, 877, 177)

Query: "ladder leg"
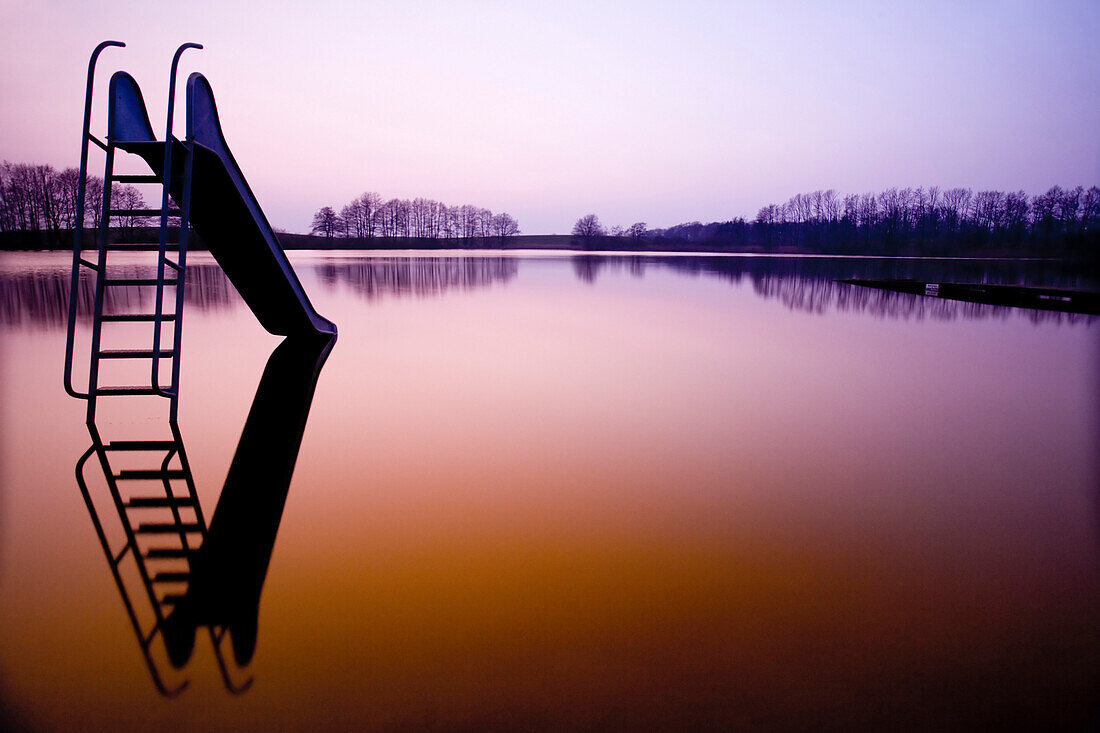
(167, 146, 193, 422)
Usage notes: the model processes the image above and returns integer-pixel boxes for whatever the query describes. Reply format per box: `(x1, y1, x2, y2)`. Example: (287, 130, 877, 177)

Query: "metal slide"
(106, 68, 336, 338)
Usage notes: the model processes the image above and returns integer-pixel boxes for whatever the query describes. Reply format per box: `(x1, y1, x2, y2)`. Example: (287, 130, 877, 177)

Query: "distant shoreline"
(1, 230, 1091, 262)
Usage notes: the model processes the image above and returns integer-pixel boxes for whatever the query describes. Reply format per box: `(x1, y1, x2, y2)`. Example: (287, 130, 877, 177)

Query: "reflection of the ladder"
(75, 422, 252, 696)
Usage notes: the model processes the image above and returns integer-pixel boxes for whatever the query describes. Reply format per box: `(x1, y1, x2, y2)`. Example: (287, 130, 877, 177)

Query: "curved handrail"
(210, 626, 255, 695)
(65, 40, 125, 400)
(144, 658, 190, 698)
(166, 43, 202, 148)
(152, 42, 202, 394)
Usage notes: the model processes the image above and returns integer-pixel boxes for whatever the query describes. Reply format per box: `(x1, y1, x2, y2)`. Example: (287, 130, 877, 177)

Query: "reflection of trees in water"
(317, 257, 517, 300)
(2, 254, 1093, 329)
(183, 265, 238, 311)
(572, 255, 605, 284)
(0, 257, 518, 328)
(585, 255, 1097, 323)
(0, 268, 84, 329)
(0, 264, 236, 329)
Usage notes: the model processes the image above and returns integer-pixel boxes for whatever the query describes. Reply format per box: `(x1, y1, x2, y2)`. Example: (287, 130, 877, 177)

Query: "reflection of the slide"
(164, 332, 336, 668)
(75, 331, 335, 695)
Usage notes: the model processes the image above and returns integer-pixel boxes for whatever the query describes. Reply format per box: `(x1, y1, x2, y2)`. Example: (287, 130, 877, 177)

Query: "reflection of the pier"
(573, 255, 1098, 323)
(75, 331, 335, 694)
(2, 254, 1095, 328)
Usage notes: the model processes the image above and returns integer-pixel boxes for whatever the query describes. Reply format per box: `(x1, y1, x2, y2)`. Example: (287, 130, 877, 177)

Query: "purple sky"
(1, 1, 1097, 234)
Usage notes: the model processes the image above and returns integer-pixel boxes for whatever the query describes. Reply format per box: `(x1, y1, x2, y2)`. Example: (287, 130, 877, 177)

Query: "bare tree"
(842, 194, 859, 225)
(941, 188, 972, 234)
(456, 204, 479, 241)
(822, 189, 840, 223)
(85, 175, 105, 231)
(112, 184, 148, 239)
(492, 212, 520, 242)
(4, 163, 39, 230)
(971, 190, 1005, 232)
(1056, 186, 1084, 233)
(755, 205, 777, 226)
(475, 208, 493, 239)
(55, 168, 81, 232)
(410, 197, 430, 238)
(1002, 191, 1029, 238)
(0, 162, 16, 232)
(338, 203, 357, 237)
(440, 205, 458, 241)
(1082, 187, 1100, 232)
(572, 214, 605, 240)
(311, 206, 340, 238)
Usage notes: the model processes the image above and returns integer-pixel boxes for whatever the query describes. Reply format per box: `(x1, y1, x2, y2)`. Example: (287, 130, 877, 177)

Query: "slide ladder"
(63, 41, 252, 696)
(64, 41, 200, 424)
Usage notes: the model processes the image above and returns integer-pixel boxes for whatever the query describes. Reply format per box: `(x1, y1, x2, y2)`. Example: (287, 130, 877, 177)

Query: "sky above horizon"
(1, 0, 1097, 235)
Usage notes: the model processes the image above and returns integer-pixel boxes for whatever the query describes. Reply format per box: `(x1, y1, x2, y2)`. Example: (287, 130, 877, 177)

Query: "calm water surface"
(0, 251, 1097, 730)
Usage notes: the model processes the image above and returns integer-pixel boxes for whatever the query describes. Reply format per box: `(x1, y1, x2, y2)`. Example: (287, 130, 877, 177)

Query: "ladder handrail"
(65, 40, 124, 400)
(85, 142, 115, 423)
(167, 148, 195, 422)
(153, 42, 202, 395)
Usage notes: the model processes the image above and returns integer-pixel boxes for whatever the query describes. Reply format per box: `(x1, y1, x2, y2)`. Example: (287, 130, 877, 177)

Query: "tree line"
(581, 186, 1097, 256)
(4, 157, 1095, 257)
(2, 160, 525, 247)
(311, 193, 520, 244)
(0, 161, 157, 244)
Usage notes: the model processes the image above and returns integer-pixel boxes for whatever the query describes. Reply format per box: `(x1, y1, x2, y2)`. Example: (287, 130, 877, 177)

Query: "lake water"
(0, 251, 1097, 730)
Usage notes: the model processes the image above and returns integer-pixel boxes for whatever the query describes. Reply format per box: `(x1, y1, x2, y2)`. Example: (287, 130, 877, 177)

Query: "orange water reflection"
(0, 252, 1097, 730)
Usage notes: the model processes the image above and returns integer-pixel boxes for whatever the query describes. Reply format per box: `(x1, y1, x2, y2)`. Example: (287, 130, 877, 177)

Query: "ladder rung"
(101, 313, 177, 322)
(95, 386, 164, 396)
(103, 278, 179, 286)
(116, 469, 187, 480)
(110, 174, 162, 184)
(98, 349, 175, 359)
(159, 593, 187, 606)
(144, 547, 191, 559)
(163, 258, 183, 271)
(107, 441, 178, 451)
(136, 522, 201, 534)
(153, 571, 191, 583)
(78, 258, 100, 271)
(124, 496, 194, 508)
(108, 208, 182, 217)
